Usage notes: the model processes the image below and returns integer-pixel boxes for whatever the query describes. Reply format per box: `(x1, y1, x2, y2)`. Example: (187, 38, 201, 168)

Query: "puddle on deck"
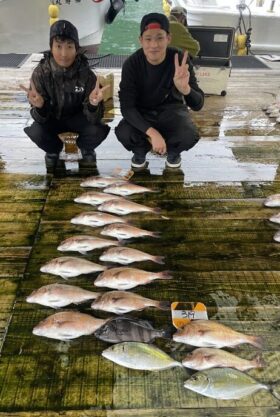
(0, 87, 280, 415)
(1, 91, 280, 184)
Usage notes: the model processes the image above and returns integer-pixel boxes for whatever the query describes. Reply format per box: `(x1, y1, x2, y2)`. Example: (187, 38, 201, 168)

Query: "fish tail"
(157, 300, 171, 311)
(161, 325, 176, 339)
(152, 207, 161, 214)
(157, 270, 173, 280)
(150, 231, 161, 238)
(249, 335, 264, 349)
(270, 388, 280, 401)
(92, 292, 103, 299)
(252, 353, 266, 368)
(153, 255, 165, 265)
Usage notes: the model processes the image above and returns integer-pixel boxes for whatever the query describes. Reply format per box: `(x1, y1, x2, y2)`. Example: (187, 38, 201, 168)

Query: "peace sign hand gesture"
(173, 50, 191, 96)
(89, 76, 109, 106)
(20, 80, 44, 109)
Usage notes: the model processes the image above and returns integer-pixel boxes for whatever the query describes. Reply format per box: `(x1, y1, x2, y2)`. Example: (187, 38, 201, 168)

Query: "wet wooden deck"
(0, 55, 280, 416)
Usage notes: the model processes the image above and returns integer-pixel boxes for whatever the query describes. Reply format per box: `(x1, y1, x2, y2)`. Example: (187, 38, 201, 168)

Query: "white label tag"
(172, 310, 208, 320)
(214, 34, 228, 43)
(171, 302, 208, 329)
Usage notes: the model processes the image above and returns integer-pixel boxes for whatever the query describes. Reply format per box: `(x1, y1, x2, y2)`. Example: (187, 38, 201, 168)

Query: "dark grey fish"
(94, 316, 173, 343)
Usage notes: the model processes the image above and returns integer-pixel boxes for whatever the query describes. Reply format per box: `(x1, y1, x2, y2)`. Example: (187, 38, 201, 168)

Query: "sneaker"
(131, 154, 147, 168)
(166, 154, 181, 168)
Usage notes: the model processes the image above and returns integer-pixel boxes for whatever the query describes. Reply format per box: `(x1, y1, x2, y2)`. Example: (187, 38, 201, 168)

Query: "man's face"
(140, 28, 171, 65)
(51, 38, 77, 68)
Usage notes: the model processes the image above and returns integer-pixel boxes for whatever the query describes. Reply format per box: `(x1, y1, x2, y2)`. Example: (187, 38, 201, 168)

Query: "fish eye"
(112, 297, 121, 303)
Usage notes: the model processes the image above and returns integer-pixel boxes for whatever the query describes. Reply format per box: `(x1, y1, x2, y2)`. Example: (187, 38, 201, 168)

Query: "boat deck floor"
(0, 54, 280, 416)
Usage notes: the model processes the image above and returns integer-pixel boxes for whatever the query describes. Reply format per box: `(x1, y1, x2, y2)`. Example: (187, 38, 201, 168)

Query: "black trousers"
(24, 112, 110, 154)
(115, 105, 200, 156)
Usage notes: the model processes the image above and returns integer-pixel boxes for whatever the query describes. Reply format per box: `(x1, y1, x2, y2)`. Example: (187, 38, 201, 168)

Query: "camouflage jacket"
(30, 52, 104, 124)
(169, 15, 200, 58)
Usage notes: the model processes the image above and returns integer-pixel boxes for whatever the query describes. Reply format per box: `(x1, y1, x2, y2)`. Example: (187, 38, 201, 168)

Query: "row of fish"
(102, 342, 273, 400)
(31, 174, 169, 332)
(28, 175, 271, 401)
(32, 306, 263, 350)
(27, 284, 170, 312)
(39, 177, 167, 276)
(40, 250, 165, 279)
(31, 303, 266, 381)
(32, 310, 272, 400)
(105, 341, 275, 400)
(30, 174, 171, 344)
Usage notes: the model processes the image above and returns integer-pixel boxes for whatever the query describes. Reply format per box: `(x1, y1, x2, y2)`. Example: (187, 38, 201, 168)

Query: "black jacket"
(30, 52, 104, 124)
(118, 47, 204, 133)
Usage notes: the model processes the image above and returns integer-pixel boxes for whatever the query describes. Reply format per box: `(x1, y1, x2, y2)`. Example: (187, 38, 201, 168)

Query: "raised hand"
(89, 75, 109, 106)
(173, 50, 191, 96)
(20, 80, 44, 108)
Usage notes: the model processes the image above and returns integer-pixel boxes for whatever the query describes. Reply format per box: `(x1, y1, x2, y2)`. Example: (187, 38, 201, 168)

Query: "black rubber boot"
(45, 153, 59, 173)
(80, 149, 97, 166)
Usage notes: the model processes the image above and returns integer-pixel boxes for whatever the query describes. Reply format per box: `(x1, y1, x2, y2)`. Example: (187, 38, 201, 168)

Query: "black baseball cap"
(140, 13, 170, 35)
(50, 20, 79, 49)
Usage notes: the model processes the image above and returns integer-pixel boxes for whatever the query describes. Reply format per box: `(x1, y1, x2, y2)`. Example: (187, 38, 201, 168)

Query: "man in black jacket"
(115, 12, 204, 169)
(22, 20, 110, 171)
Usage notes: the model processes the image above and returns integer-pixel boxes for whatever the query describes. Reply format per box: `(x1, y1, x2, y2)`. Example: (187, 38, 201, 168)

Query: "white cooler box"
(188, 26, 235, 96)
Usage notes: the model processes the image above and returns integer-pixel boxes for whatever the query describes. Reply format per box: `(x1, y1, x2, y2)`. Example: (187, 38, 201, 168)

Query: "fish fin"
(252, 353, 266, 368)
(79, 251, 88, 255)
(270, 388, 280, 401)
(48, 299, 64, 308)
(203, 342, 219, 348)
(161, 215, 170, 220)
(151, 231, 161, 238)
(152, 207, 161, 214)
(61, 275, 69, 280)
(198, 329, 209, 336)
(154, 256, 165, 265)
(141, 321, 156, 330)
(118, 239, 130, 245)
(161, 325, 176, 339)
(157, 300, 171, 311)
(249, 335, 264, 349)
(158, 270, 173, 280)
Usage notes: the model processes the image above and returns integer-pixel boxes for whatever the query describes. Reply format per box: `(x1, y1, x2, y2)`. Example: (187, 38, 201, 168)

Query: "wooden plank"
(0, 409, 279, 417)
(112, 365, 130, 409)
(0, 203, 43, 222)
